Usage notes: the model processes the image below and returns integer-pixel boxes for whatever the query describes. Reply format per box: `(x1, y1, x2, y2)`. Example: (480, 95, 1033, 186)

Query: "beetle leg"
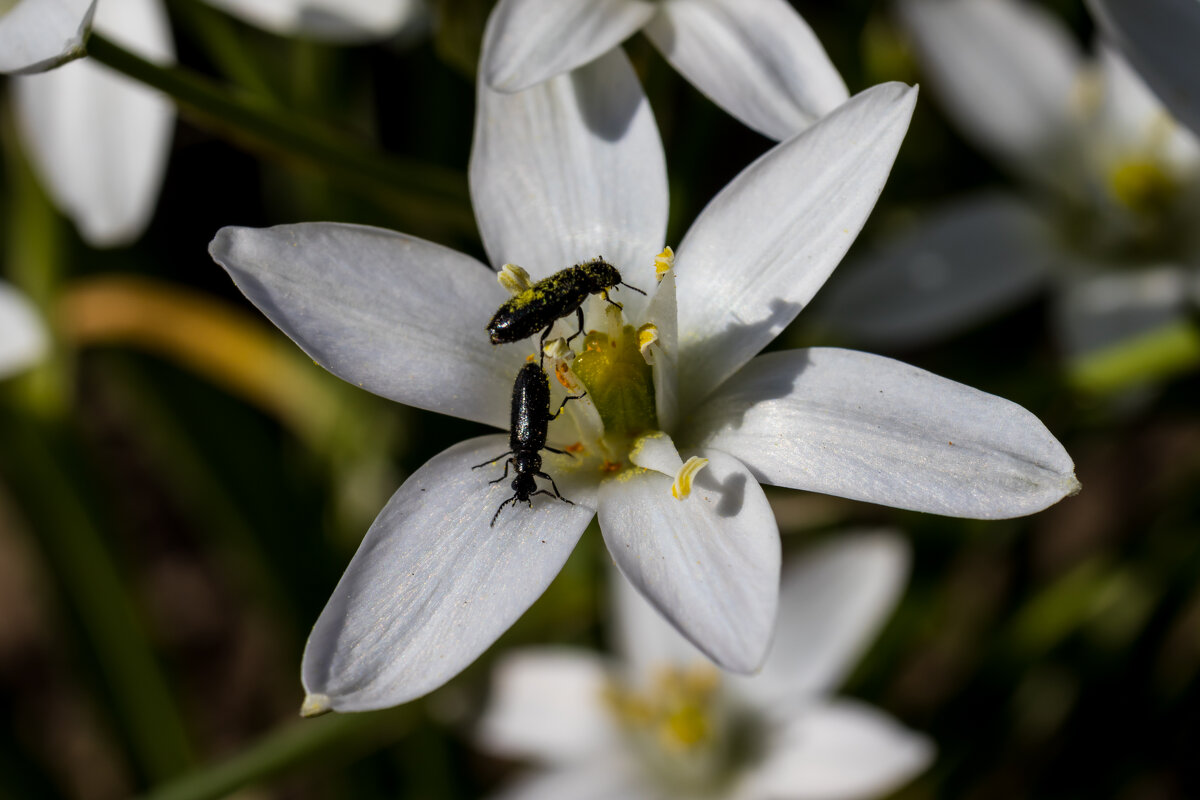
(487, 458, 513, 485)
(531, 488, 575, 507)
(472, 450, 512, 469)
(536, 471, 572, 503)
(548, 391, 586, 420)
(490, 493, 519, 527)
(601, 289, 623, 311)
(565, 306, 585, 344)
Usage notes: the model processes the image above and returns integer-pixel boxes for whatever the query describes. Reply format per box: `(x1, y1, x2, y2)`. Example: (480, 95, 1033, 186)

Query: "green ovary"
(572, 325, 657, 437)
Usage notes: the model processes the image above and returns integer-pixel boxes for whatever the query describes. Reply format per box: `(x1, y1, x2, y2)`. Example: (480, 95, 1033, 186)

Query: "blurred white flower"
(481, 0, 849, 140)
(2, 0, 424, 248)
(478, 533, 933, 800)
(1088, 0, 1200, 140)
(819, 0, 1200, 391)
(10, 0, 175, 248)
(0, 281, 49, 379)
(0, 0, 96, 73)
(211, 41, 1075, 714)
(199, 0, 423, 42)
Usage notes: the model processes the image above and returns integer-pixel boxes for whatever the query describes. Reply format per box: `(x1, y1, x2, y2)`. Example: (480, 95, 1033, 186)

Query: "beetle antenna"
(620, 281, 647, 296)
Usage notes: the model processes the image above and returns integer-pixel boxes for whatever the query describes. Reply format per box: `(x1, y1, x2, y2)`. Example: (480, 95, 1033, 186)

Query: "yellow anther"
(654, 246, 675, 281)
(637, 323, 659, 361)
(543, 337, 574, 362)
(672, 456, 710, 499)
(497, 263, 533, 295)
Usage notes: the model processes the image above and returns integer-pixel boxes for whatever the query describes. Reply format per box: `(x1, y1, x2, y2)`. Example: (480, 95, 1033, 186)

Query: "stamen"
(654, 247, 675, 281)
(672, 457, 710, 500)
(497, 263, 533, 295)
(543, 336, 574, 363)
(637, 323, 659, 364)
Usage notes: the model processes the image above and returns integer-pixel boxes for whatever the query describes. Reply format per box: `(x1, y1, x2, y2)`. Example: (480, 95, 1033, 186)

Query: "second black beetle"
(486, 257, 645, 354)
(473, 362, 585, 526)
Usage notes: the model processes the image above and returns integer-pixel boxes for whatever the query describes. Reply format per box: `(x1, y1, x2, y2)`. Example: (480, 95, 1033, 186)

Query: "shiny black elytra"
(486, 257, 646, 358)
(473, 362, 585, 526)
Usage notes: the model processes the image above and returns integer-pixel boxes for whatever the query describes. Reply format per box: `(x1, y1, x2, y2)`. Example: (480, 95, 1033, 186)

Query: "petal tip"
(300, 693, 333, 718)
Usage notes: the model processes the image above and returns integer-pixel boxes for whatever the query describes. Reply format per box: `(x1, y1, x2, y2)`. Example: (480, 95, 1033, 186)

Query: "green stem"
(135, 707, 414, 800)
(0, 418, 195, 781)
(84, 34, 476, 238)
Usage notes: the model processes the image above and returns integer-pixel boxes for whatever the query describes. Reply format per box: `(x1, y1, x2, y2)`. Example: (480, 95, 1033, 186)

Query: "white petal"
(675, 83, 917, 407)
(490, 762, 648, 800)
(746, 699, 933, 800)
(689, 348, 1079, 519)
(815, 194, 1055, 347)
(0, 0, 95, 73)
(644, 268, 679, 432)
(597, 449, 780, 673)
(209, 223, 528, 429)
(483, 0, 655, 92)
(1088, 0, 1200, 138)
(0, 281, 48, 378)
(610, 566, 711, 677)
(645, 0, 848, 140)
(732, 533, 910, 704)
(1092, 44, 1200, 171)
(470, 43, 668, 315)
(302, 436, 598, 711)
(200, 0, 421, 41)
(898, 0, 1082, 172)
(13, 0, 174, 247)
(477, 648, 617, 762)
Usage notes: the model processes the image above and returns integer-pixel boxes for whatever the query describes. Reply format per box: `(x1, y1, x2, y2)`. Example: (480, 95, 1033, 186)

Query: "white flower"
(481, 0, 849, 141)
(0, 0, 96, 74)
(197, 0, 422, 42)
(819, 0, 1200, 391)
(0, 280, 49, 379)
(9, 0, 176, 247)
(478, 533, 934, 800)
(1088, 0, 1200, 140)
(210, 44, 1076, 714)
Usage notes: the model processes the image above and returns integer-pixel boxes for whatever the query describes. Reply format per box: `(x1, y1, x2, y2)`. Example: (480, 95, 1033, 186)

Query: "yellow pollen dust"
(1109, 159, 1176, 216)
(672, 457, 710, 500)
(654, 246, 675, 281)
(605, 665, 721, 752)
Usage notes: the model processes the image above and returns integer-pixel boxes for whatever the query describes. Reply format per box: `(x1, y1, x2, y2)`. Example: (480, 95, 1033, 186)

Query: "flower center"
(570, 306, 657, 439)
(1108, 158, 1177, 218)
(604, 665, 766, 796)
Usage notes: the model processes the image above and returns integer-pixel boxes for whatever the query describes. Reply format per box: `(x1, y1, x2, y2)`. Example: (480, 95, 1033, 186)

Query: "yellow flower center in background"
(1108, 159, 1177, 218)
(604, 664, 765, 795)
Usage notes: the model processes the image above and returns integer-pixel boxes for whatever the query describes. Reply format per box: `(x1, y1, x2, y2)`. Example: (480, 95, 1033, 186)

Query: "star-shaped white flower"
(210, 45, 1076, 714)
(482, 0, 849, 140)
(820, 0, 1200, 391)
(478, 533, 933, 800)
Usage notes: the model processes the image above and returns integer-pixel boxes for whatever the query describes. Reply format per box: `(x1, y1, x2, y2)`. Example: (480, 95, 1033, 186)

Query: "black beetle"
(473, 362, 586, 526)
(486, 257, 645, 356)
